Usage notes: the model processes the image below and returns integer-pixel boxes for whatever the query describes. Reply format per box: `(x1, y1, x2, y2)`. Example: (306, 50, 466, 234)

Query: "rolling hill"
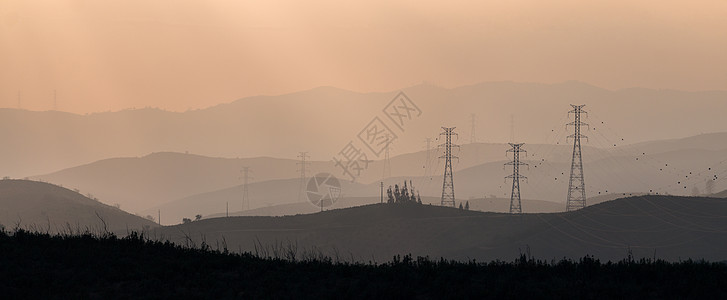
(0, 179, 157, 233)
(144, 178, 371, 224)
(32, 134, 727, 218)
(33, 152, 343, 213)
(35, 141, 727, 221)
(4, 82, 727, 180)
(151, 195, 727, 262)
(201, 196, 565, 220)
(32, 143, 587, 214)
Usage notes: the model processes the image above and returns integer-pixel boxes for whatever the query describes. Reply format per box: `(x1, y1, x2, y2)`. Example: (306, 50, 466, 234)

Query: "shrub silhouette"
(0, 229, 725, 299)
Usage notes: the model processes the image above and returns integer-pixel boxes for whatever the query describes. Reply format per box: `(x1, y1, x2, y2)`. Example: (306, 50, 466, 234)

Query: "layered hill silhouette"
(144, 179, 372, 224)
(147, 145, 727, 222)
(33, 134, 727, 222)
(0, 179, 157, 233)
(152, 195, 727, 262)
(31, 143, 583, 214)
(4, 82, 727, 179)
(34, 152, 345, 213)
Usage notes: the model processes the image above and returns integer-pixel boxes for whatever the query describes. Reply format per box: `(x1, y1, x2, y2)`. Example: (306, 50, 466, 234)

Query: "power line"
(439, 127, 459, 207)
(566, 104, 588, 211)
(506, 143, 528, 214)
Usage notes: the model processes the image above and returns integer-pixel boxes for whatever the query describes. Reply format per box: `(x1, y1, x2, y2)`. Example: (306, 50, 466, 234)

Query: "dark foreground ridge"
(0, 230, 725, 299)
(156, 195, 727, 262)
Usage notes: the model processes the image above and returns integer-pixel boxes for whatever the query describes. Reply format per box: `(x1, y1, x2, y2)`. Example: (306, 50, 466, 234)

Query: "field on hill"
(151, 195, 727, 263)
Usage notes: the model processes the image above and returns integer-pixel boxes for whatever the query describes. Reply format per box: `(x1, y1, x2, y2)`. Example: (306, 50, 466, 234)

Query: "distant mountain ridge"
(3, 81, 727, 178)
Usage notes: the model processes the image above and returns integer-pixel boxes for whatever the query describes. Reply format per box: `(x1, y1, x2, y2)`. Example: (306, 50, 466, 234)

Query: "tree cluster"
(386, 180, 422, 204)
(459, 201, 470, 210)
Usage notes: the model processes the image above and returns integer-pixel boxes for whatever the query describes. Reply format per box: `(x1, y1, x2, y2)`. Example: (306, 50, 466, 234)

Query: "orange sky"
(1, 0, 726, 113)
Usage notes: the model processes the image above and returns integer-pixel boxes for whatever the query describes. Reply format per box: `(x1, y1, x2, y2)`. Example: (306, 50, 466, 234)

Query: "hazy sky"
(1, 1, 726, 113)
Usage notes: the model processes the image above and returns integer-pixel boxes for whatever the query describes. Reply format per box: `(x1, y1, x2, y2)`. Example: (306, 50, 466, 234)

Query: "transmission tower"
(566, 105, 588, 211)
(296, 152, 310, 202)
(240, 167, 253, 211)
(439, 127, 459, 207)
(382, 134, 392, 179)
(505, 143, 527, 214)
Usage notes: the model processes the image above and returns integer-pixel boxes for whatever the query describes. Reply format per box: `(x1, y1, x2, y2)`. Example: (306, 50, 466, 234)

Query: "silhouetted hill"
(152, 195, 727, 262)
(145, 179, 370, 224)
(38, 140, 727, 219)
(4, 82, 727, 179)
(586, 192, 649, 205)
(152, 183, 562, 225)
(2, 230, 725, 299)
(709, 189, 727, 198)
(466, 197, 564, 213)
(618, 132, 727, 156)
(201, 196, 565, 220)
(0, 179, 156, 232)
(34, 152, 343, 213)
(32, 144, 572, 215)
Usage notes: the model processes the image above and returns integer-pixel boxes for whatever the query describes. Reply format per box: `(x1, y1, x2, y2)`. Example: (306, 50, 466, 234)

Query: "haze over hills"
(0, 179, 157, 233)
(31, 131, 727, 223)
(151, 195, 727, 262)
(144, 179, 372, 224)
(33, 152, 343, 213)
(32, 143, 588, 214)
(3, 82, 727, 179)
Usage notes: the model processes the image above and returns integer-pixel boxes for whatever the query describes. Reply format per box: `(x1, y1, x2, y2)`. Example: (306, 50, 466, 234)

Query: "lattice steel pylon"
(439, 127, 459, 207)
(566, 104, 588, 211)
(505, 143, 527, 214)
(240, 167, 253, 211)
(296, 152, 310, 202)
